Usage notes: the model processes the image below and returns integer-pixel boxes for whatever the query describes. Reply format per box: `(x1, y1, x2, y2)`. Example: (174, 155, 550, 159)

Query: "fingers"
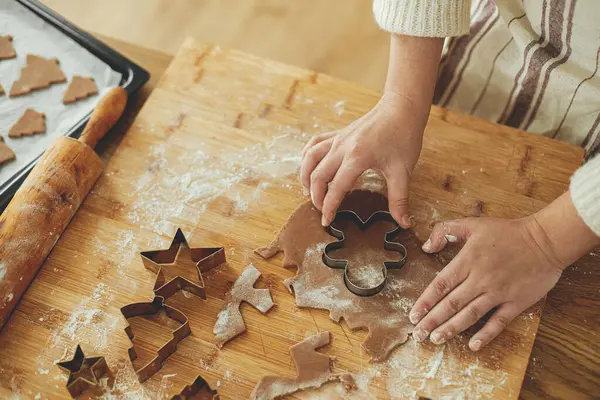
(468, 304, 520, 351)
(409, 253, 469, 330)
(412, 280, 480, 343)
(302, 131, 336, 158)
(321, 159, 365, 226)
(300, 139, 333, 190)
(310, 152, 343, 211)
(385, 167, 411, 228)
(428, 295, 498, 345)
(422, 219, 475, 253)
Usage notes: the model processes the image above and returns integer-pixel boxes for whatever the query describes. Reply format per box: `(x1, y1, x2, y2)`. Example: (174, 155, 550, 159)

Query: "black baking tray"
(0, 0, 150, 210)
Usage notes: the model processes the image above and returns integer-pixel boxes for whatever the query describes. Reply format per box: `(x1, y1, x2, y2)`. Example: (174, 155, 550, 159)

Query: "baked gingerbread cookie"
(0, 137, 16, 166)
(10, 55, 66, 97)
(9, 109, 46, 138)
(0, 35, 16, 60)
(63, 76, 98, 104)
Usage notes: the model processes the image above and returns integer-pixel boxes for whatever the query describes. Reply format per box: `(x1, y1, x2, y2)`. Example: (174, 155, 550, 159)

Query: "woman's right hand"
(300, 34, 444, 227)
(300, 90, 430, 228)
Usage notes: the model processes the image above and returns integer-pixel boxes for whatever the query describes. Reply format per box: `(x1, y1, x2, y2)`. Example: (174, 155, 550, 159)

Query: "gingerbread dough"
(213, 264, 274, 347)
(9, 109, 46, 138)
(250, 331, 355, 400)
(63, 76, 98, 104)
(0, 137, 16, 166)
(10, 54, 66, 97)
(255, 190, 444, 362)
(0, 84, 4, 96)
(0, 35, 16, 60)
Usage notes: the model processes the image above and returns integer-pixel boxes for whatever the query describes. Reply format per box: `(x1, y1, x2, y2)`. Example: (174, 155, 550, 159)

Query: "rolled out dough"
(255, 190, 444, 362)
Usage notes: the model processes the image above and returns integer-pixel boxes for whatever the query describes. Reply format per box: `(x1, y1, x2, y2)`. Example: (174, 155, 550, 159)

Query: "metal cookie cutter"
(56, 344, 112, 398)
(171, 375, 220, 400)
(140, 228, 226, 300)
(322, 210, 407, 296)
(120, 296, 191, 383)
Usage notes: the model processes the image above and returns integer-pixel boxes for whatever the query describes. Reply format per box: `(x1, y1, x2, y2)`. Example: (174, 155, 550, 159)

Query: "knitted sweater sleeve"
(372, 0, 471, 37)
(570, 155, 600, 237)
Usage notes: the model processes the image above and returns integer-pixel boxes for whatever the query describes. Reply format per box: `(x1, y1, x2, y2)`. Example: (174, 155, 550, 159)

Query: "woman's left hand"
(410, 191, 600, 351)
(409, 215, 565, 351)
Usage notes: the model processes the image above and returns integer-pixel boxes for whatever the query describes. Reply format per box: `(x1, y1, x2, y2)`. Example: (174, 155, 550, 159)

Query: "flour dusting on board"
(344, 337, 512, 398)
(126, 123, 305, 235)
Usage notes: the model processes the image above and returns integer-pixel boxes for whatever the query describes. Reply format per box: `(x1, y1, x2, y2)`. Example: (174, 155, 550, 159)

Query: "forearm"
(532, 191, 600, 269)
(385, 34, 443, 105)
(382, 34, 443, 131)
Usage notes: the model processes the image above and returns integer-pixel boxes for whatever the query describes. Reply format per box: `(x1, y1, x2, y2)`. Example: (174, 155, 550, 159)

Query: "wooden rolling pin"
(0, 87, 128, 330)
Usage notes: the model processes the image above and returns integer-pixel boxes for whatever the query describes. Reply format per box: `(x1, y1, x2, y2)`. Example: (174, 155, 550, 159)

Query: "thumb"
(386, 171, 411, 229)
(422, 219, 474, 253)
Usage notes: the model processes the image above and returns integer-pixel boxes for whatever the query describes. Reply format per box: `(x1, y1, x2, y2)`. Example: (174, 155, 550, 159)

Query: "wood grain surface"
(0, 35, 598, 399)
(40, 0, 390, 90)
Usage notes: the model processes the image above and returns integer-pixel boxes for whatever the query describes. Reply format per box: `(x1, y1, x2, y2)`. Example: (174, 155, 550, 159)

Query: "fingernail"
(302, 186, 309, 196)
(469, 339, 482, 351)
(445, 234, 458, 243)
(422, 239, 431, 252)
(413, 326, 428, 342)
(409, 311, 421, 324)
(310, 189, 316, 205)
(321, 214, 330, 227)
(430, 331, 446, 345)
(401, 215, 411, 228)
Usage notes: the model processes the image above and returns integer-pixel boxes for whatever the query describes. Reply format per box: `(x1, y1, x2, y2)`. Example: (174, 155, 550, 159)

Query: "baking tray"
(0, 0, 149, 210)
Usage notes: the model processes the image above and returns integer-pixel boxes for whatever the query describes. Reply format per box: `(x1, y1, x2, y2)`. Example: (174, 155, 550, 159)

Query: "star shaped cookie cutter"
(322, 210, 407, 296)
(56, 344, 112, 398)
(141, 228, 226, 300)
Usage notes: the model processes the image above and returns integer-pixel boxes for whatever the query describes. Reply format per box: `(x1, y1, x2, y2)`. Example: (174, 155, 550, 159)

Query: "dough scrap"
(213, 264, 274, 347)
(255, 190, 444, 362)
(0, 137, 16, 166)
(250, 331, 355, 400)
(10, 54, 66, 97)
(9, 109, 46, 138)
(0, 35, 16, 60)
(63, 76, 98, 104)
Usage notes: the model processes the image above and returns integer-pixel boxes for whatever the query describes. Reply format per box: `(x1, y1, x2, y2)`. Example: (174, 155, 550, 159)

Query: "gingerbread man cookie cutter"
(322, 210, 407, 296)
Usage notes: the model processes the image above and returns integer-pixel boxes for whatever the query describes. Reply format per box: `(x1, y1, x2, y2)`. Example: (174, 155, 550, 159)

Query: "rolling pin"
(0, 87, 128, 330)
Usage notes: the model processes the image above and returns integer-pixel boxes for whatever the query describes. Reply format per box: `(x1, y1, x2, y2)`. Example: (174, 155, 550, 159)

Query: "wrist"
(531, 192, 600, 269)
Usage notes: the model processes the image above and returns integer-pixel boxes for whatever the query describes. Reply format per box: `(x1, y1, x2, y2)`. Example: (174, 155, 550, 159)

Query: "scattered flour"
(127, 130, 305, 235)
(352, 337, 511, 399)
(334, 100, 346, 116)
(304, 242, 328, 258)
(347, 265, 385, 288)
(0, 263, 6, 280)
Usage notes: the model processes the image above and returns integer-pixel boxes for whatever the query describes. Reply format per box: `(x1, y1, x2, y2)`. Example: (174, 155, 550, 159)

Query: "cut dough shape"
(0, 137, 16, 166)
(255, 190, 444, 362)
(63, 76, 98, 104)
(9, 109, 46, 138)
(250, 331, 355, 400)
(0, 35, 16, 60)
(10, 54, 66, 97)
(213, 264, 274, 347)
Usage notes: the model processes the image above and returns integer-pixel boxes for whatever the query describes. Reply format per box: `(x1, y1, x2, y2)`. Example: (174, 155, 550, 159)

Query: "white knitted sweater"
(373, 0, 600, 237)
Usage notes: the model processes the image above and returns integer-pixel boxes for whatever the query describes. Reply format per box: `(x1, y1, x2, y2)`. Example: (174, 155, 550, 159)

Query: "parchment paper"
(0, 0, 122, 188)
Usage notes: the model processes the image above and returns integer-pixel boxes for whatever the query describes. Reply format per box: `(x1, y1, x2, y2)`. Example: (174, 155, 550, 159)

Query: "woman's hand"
(301, 92, 426, 228)
(410, 192, 600, 351)
(300, 34, 444, 227)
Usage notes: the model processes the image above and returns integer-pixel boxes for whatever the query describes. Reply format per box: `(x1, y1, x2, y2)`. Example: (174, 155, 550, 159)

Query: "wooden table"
(0, 35, 598, 399)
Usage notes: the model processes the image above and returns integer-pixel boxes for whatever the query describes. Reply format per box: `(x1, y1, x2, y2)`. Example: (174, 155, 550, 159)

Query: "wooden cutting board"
(0, 37, 584, 399)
